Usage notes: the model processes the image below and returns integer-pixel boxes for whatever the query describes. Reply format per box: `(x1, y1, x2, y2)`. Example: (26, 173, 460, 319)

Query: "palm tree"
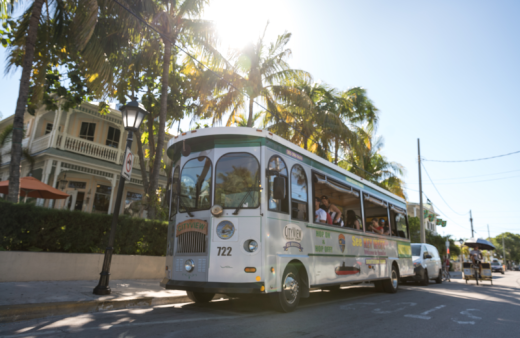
(3, 0, 45, 202)
(2, 0, 100, 202)
(340, 127, 406, 198)
(196, 27, 310, 127)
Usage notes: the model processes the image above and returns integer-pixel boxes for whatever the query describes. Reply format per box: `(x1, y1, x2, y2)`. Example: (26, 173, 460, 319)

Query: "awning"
(363, 194, 388, 208)
(315, 176, 359, 198)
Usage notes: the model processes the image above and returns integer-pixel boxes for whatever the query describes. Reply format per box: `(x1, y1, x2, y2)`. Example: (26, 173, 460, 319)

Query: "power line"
(421, 162, 468, 216)
(408, 174, 520, 185)
(408, 168, 520, 182)
(423, 150, 520, 163)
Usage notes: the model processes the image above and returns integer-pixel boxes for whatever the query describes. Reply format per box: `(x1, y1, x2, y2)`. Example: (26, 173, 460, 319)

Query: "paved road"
(1, 272, 519, 338)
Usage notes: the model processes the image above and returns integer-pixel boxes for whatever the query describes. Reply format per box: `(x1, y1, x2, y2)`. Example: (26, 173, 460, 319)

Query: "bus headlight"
(185, 259, 195, 272)
(210, 204, 223, 217)
(244, 240, 258, 252)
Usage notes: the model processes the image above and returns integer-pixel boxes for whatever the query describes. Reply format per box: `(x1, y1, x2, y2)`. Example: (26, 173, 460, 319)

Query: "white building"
(0, 102, 171, 217)
(406, 201, 440, 235)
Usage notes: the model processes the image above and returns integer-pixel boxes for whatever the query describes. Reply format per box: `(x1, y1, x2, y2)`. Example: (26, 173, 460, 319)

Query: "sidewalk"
(0, 279, 194, 323)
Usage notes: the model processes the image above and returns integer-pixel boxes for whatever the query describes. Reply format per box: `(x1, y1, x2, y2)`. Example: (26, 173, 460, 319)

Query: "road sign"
(121, 147, 134, 180)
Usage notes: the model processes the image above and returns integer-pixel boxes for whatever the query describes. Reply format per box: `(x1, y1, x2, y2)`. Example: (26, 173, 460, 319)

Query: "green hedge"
(0, 200, 167, 256)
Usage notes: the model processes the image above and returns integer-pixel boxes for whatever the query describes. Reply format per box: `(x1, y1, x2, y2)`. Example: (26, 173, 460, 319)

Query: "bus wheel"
(383, 265, 399, 293)
(187, 291, 215, 303)
(373, 281, 385, 292)
(270, 265, 300, 312)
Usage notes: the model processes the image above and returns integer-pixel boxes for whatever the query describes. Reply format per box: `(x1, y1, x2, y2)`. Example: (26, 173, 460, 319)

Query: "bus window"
(363, 194, 389, 235)
(313, 174, 362, 230)
(267, 156, 289, 213)
(170, 166, 180, 220)
(215, 153, 260, 208)
(180, 157, 212, 212)
(394, 211, 409, 239)
(290, 165, 308, 222)
(389, 205, 407, 237)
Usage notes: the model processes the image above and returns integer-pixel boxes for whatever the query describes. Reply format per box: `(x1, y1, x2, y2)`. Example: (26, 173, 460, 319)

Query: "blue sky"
(1, 0, 519, 240)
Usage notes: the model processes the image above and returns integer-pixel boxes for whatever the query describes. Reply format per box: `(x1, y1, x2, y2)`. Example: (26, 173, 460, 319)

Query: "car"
(491, 261, 504, 274)
(401, 243, 442, 285)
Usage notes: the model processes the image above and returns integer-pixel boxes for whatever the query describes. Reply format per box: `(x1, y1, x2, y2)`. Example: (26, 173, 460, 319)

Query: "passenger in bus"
(383, 223, 394, 236)
(346, 210, 361, 230)
(314, 197, 328, 224)
(368, 218, 384, 235)
(321, 195, 343, 226)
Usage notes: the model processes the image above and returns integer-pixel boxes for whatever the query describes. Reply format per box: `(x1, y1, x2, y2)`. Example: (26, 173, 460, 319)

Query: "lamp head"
(120, 100, 149, 132)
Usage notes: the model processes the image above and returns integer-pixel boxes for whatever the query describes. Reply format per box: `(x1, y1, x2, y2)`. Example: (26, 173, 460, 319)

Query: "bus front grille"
(176, 232, 206, 254)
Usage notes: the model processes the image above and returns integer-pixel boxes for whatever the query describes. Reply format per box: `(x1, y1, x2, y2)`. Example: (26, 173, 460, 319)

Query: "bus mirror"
(273, 177, 285, 199)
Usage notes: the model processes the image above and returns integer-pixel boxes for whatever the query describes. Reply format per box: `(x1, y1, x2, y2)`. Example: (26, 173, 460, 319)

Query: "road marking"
(340, 302, 376, 310)
(0, 316, 245, 338)
(373, 302, 416, 314)
(404, 305, 446, 320)
(452, 309, 481, 325)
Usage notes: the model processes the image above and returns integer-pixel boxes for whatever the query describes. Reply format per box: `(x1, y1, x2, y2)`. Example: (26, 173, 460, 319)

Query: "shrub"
(0, 200, 167, 256)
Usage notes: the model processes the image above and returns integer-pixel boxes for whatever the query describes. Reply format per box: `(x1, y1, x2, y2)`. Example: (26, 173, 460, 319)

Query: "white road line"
(451, 309, 481, 325)
(404, 305, 446, 320)
(373, 302, 416, 314)
(0, 315, 245, 338)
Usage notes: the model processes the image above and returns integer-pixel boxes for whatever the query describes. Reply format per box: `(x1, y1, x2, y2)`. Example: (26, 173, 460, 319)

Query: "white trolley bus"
(161, 127, 413, 312)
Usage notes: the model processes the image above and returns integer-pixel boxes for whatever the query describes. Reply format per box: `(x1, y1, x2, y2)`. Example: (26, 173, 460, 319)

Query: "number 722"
(217, 247, 232, 256)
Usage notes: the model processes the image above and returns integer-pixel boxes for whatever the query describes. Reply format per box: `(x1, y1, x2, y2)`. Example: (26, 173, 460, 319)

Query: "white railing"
(30, 134, 51, 153)
(61, 134, 119, 163)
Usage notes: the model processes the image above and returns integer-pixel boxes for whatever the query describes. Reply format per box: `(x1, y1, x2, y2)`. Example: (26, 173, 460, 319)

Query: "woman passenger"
(321, 195, 343, 226)
(346, 210, 361, 230)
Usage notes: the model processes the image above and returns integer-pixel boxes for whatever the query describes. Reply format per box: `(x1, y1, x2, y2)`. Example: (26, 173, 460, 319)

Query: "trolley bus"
(161, 127, 413, 312)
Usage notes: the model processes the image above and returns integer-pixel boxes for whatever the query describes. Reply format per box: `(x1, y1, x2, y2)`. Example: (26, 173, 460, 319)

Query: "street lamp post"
(93, 100, 149, 295)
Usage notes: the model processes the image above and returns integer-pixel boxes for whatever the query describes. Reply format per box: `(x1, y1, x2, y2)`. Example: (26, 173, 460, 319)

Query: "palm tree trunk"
(334, 138, 339, 165)
(8, 0, 45, 203)
(148, 38, 171, 219)
(303, 136, 308, 150)
(247, 97, 254, 127)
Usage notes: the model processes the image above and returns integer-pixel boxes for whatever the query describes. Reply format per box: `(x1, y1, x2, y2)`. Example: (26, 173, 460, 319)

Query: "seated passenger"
(314, 197, 328, 224)
(321, 195, 343, 226)
(368, 218, 384, 235)
(383, 224, 395, 236)
(346, 210, 361, 230)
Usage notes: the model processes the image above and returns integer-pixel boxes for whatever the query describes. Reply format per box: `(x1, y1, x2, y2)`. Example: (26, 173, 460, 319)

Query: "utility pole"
(502, 236, 506, 270)
(487, 224, 491, 240)
(418, 139, 425, 243)
(469, 210, 474, 238)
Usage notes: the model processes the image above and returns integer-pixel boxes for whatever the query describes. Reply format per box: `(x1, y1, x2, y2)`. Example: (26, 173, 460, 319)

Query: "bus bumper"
(160, 278, 264, 294)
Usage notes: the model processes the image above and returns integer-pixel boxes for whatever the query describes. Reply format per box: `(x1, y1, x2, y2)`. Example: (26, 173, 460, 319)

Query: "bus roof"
(167, 127, 406, 206)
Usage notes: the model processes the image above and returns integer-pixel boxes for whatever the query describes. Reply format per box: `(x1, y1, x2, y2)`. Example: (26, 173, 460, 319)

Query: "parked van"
(402, 243, 442, 285)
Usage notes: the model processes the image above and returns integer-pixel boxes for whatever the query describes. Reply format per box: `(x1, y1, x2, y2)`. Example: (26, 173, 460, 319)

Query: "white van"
(402, 243, 442, 285)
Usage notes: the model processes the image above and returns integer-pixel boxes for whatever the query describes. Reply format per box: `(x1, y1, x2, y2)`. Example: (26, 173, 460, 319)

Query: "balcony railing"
(60, 134, 119, 163)
(30, 133, 51, 153)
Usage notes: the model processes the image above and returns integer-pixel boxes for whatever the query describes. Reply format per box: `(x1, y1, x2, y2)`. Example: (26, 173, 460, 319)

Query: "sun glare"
(205, 0, 270, 50)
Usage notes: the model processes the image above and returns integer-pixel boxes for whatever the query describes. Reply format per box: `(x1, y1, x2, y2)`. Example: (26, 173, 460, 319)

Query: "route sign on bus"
(121, 147, 134, 180)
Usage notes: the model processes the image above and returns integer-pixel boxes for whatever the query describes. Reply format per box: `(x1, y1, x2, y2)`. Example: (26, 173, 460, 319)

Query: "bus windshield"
(180, 157, 212, 212)
(215, 153, 260, 208)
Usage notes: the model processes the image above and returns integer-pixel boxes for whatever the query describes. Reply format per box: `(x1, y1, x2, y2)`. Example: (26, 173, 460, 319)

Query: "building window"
(125, 191, 142, 216)
(45, 123, 53, 135)
(79, 122, 96, 141)
(92, 184, 112, 214)
(68, 181, 86, 189)
(106, 127, 121, 148)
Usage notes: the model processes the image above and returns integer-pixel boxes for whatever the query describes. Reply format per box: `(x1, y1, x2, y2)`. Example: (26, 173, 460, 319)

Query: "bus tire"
(420, 269, 429, 286)
(186, 291, 215, 303)
(382, 265, 399, 293)
(435, 269, 442, 284)
(270, 265, 300, 313)
(373, 280, 385, 292)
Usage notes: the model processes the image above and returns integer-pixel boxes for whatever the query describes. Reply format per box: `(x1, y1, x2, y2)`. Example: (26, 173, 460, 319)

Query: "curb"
(0, 294, 207, 323)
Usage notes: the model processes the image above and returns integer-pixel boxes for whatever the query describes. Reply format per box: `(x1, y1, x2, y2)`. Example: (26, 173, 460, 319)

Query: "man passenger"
(315, 197, 329, 224)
